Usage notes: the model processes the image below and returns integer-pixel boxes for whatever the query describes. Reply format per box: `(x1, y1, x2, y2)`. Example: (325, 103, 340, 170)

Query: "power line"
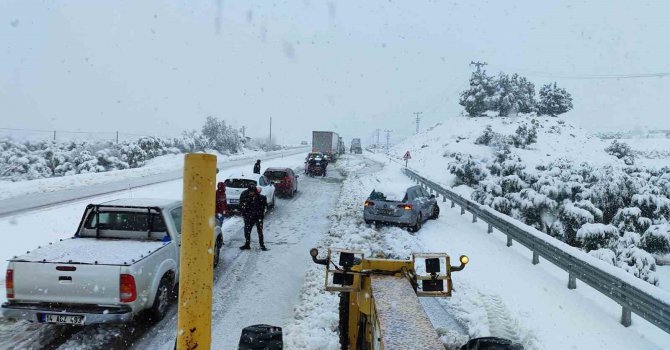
(486, 64, 670, 80)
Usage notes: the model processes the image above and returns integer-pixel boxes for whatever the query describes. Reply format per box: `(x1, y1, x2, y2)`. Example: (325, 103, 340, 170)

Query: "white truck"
(1, 198, 223, 325)
(312, 131, 340, 162)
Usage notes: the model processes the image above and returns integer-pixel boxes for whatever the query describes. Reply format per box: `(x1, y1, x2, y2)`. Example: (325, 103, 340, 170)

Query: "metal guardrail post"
(472, 213, 477, 223)
(532, 251, 540, 265)
(177, 154, 216, 350)
(506, 235, 513, 247)
(621, 307, 632, 327)
(568, 273, 577, 289)
(487, 224, 493, 234)
(451, 200, 455, 208)
(460, 206, 465, 215)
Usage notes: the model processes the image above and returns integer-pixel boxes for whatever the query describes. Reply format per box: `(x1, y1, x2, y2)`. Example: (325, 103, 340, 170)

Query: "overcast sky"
(1, 0, 669, 145)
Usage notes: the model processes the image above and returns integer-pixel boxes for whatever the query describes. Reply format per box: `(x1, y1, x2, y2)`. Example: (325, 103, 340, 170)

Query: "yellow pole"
(177, 153, 217, 350)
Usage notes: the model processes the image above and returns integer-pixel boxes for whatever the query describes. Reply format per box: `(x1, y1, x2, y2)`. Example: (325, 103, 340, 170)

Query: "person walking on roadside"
(253, 159, 261, 174)
(239, 183, 268, 251)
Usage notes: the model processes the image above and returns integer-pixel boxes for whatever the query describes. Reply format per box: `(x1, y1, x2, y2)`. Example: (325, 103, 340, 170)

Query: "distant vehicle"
(224, 173, 277, 211)
(350, 138, 362, 154)
(1, 198, 224, 325)
(300, 141, 308, 145)
(363, 185, 439, 232)
(264, 167, 298, 198)
(312, 131, 340, 162)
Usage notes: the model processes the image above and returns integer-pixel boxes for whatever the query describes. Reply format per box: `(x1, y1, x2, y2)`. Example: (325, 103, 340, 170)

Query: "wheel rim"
(157, 284, 169, 315)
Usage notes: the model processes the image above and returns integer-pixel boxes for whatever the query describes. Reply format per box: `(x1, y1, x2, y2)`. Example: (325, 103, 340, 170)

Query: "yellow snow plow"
(309, 248, 469, 350)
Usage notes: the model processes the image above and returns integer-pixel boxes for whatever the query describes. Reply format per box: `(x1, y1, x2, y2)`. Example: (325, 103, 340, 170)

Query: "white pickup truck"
(1, 198, 223, 325)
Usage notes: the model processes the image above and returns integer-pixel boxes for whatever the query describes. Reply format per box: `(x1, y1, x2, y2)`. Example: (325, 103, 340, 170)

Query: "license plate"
(228, 199, 239, 204)
(378, 209, 394, 215)
(45, 314, 85, 325)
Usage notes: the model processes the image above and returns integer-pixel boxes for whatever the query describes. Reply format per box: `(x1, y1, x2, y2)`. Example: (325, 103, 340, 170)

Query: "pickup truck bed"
(13, 237, 169, 265)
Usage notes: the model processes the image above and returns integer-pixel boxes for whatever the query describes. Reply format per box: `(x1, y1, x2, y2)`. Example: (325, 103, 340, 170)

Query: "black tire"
(430, 205, 440, 220)
(149, 275, 171, 322)
(339, 292, 350, 350)
(269, 195, 276, 209)
(408, 214, 422, 233)
(213, 236, 223, 268)
(364, 220, 373, 225)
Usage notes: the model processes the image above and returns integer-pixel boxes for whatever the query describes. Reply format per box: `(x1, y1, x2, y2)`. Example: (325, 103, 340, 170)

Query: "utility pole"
(413, 112, 423, 134)
(384, 129, 392, 154)
(269, 117, 272, 146)
(241, 126, 246, 138)
(116, 131, 119, 144)
(375, 128, 381, 153)
(53, 130, 56, 141)
(470, 61, 487, 72)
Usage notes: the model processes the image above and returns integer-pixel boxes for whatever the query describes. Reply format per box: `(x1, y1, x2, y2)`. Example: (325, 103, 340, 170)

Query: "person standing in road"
(253, 159, 261, 174)
(239, 183, 268, 250)
(215, 182, 227, 230)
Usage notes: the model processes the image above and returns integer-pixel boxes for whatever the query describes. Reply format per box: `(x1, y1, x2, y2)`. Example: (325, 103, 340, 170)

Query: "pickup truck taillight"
(120, 274, 137, 302)
(6, 269, 14, 299)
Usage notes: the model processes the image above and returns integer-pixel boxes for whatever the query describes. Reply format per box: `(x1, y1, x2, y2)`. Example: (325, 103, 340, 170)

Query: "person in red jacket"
(215, 182, 227, 230)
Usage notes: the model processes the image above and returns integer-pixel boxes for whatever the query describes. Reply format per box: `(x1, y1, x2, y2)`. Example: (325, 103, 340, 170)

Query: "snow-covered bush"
(558, 202, 595, 245)
(507, 188, 557, 231)
(510, 124, 538, 149)
(615, 244, 659, 286)
(475, 125, 496, 145)
(611, 207, 652, 235)
(641, 224, 670, 255)
(537, 82, 573, 116)
(605, 140, 635, 165)
(448, 156, 487, 186)
(201, 116, 242, 154)
(589, 248, 617, 266)
(576, 223, 619, 252)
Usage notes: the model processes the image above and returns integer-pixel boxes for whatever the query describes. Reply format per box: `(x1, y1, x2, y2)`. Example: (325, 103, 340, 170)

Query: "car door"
(414, 187, 429, 219)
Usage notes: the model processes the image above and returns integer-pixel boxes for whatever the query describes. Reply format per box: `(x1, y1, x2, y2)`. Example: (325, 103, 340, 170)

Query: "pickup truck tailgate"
(12, 262, 120, 304)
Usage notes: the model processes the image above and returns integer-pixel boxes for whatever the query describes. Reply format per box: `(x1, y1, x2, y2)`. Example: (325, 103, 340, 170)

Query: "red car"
(263, 167, 299, 197)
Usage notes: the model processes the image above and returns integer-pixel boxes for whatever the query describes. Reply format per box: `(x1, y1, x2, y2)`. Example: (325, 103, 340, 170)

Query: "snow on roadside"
(0, 148, 305, 201)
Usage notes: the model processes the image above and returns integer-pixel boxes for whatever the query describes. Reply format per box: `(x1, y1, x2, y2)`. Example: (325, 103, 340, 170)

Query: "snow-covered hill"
(387, 115, 670, 287)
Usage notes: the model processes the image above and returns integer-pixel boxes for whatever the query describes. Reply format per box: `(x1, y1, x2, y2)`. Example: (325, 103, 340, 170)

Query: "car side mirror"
(216, 168, 220, 174)
(430, 194, 436, 199)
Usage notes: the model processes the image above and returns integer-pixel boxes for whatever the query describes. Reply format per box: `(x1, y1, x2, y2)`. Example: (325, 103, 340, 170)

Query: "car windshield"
(265, 171, 287, 179)
(224, 178, 257, 188)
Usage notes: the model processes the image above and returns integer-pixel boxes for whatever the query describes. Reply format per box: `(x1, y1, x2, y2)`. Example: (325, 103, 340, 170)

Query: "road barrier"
(402, 167, 670, 334)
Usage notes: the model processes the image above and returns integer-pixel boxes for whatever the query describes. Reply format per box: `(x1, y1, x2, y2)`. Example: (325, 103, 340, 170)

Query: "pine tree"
(537, 82, 573, 116)
(459, 70, 496, 116)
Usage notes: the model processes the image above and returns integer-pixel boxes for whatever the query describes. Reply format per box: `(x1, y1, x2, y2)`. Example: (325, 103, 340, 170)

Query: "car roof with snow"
(98, 198, 181, 209)
(226, 173, 264, 181)
(264, 167, 291, 172)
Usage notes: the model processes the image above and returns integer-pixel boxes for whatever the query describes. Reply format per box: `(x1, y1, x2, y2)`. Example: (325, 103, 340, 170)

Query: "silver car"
(363, 185, 440, 232)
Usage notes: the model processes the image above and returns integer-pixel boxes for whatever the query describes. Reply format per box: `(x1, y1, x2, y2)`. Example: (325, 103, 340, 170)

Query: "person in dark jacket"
(215, 182, 227, 228)
(253, 160, 261, 174)
(239, 183, 268, 250)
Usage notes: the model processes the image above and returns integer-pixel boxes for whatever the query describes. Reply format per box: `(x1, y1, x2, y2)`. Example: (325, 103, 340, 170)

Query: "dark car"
(263, 167, 298, 197)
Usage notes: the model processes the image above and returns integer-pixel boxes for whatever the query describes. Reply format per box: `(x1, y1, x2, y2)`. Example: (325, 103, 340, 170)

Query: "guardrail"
(402, 167, 670, 334)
